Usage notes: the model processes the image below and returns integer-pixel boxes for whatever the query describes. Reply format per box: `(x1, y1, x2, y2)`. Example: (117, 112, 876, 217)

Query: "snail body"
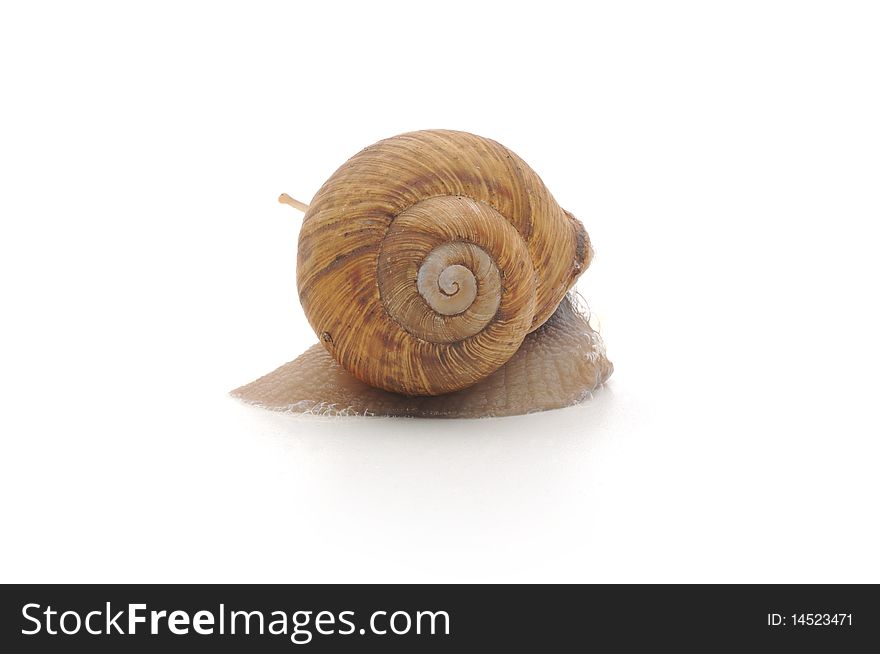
(297, 130, 592, 396)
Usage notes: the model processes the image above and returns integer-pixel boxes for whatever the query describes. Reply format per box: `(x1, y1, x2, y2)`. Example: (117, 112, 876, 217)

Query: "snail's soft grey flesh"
(231, 295, 612, 418)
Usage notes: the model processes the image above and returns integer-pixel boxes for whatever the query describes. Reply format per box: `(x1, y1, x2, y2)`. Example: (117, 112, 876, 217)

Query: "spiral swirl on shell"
(297, 130, 592, 396)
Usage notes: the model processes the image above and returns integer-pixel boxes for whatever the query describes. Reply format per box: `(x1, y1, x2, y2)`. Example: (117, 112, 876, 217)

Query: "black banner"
(1, 584, 876, 651)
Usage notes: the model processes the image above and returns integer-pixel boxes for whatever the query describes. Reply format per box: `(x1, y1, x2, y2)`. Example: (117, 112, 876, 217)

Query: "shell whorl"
(417, 246, 486, 318)
(377, 196, 528, 346)
(297, 130, 591, 396)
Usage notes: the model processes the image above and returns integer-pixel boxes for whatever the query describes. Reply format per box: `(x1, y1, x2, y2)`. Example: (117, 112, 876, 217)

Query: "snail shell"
(297, 129, 592, 396)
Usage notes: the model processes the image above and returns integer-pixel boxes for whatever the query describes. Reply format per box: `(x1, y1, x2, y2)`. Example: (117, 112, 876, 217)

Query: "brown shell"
(297, 129, 591, 396)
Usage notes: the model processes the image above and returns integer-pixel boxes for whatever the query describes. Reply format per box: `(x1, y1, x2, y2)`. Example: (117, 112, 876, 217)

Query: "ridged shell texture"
(297, 130, 591, 395)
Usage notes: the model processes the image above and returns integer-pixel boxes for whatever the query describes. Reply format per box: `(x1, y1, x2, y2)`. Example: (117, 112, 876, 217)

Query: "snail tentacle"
(278, 193, 310, 212)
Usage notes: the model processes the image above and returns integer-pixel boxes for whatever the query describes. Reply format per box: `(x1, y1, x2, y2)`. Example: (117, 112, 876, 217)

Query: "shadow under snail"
(233, 130, 613, 417)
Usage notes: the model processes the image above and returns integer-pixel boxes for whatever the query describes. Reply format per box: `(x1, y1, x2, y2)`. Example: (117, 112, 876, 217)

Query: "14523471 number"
(792, 613, 852, 626)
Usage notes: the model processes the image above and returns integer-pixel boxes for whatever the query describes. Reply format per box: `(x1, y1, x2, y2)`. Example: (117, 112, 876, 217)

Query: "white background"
(1, 1, 878, 582)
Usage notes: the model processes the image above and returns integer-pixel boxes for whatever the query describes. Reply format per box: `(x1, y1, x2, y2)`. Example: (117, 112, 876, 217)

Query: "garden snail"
(233, 130, 612, 417)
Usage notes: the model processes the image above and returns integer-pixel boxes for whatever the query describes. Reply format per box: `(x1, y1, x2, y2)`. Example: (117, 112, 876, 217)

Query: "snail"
(233, 130, 612, 417)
